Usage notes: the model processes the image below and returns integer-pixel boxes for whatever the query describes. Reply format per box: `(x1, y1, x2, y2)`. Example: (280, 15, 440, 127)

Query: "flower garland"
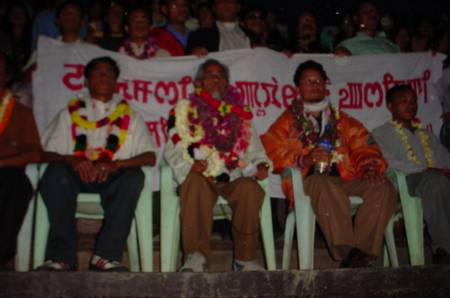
(390, 120, 434, 167)
(290, 98, 343, 164)
(69, 98, 131, 161)
(173, 86, 252, 177)
(0, 92, 15, 136)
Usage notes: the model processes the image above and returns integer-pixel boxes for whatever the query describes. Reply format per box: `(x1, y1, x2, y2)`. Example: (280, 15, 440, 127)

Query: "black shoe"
(340, 248, 377, 268)
(432, 248, 450, 265)
(0, 262, 13, 272)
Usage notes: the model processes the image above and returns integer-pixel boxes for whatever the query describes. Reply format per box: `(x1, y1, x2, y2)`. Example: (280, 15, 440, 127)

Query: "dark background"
(243, 0, 450, 26)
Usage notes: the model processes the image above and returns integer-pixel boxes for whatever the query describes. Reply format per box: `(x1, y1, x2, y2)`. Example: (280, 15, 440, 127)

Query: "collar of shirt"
(57, 36, 83, 43)
(355, 31, 387, 39)
(217, 21, 239, 31)
(85, 94, 122, 119)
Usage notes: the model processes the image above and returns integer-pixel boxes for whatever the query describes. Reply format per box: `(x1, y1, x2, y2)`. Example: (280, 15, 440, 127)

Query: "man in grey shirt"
(373, 84, 450, 264)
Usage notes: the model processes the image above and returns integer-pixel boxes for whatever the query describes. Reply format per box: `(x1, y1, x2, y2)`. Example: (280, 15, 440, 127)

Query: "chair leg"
(127, 220, 140, 272)
(383, 245, 390, 267)
(282, 212, 295, 270)
(259, 186, 276, 270)
(296, 195, 316, 270)
(289, 169, 316, 270)
(15, 198, 35, 271)
(134, 187, 153, 272)
(33, 193, 49, 269)
(384, 215, 399, 267)
(160, 172, 181, 272)
(401, 196, 425, 265)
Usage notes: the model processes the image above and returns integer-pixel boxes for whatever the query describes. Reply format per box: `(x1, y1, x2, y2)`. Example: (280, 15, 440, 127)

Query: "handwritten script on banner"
(33, 37, 444, 195)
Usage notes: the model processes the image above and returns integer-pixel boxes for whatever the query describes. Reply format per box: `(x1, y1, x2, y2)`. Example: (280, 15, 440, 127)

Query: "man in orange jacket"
(262, 60, 397, 267)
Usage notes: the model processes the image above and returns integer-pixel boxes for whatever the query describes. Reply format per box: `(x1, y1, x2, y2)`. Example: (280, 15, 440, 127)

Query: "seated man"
(164, 59, 271, 272)
(373, 84, 450, 264)
(38, 57, 156, 271)
(262, 60, 397, 267)
(0, 52, 42, 271)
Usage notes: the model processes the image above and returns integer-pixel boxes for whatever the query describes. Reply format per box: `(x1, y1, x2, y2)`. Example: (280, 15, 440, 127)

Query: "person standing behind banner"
(261, 60, 397, 268)
(36, 56, 157, 271)
(152, 0, 191, 56)
(186, 0, 250, 56)
(0, 52, 42, 271)
(335, 1, 399, 56)
(93, 1, 126, 52)
(118, 6, 171, 59)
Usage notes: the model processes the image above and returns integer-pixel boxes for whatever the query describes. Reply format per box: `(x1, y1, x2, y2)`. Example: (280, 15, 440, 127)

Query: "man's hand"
(69, 157, 94, 183)
(191, 160, 208, 173)
(92, 161, 120, 183)
(362, 169, 386, 184)
(303, 147, 332, 168)
(254, 163, 269, 181)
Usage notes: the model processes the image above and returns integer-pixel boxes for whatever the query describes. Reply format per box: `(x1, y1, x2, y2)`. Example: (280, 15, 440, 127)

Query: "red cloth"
(151, 28, 185, 57)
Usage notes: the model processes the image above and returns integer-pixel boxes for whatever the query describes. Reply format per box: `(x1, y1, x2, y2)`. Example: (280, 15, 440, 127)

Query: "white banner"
(34, 37, 445, 196)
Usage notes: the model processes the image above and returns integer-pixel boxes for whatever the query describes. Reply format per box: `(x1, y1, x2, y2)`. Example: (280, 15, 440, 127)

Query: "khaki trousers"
(179, 172, 265, 262)
(303, 174, 397, 260)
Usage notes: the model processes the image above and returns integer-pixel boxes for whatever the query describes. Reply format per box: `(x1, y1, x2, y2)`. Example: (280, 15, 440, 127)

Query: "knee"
(182, 171, 210, 189)
(119, 167, 145, 191)
(3, 168, 33, 197)
(41, 162, 73, 186)
(304, 174, 336, 192)
(423, 170, 449, 188)
(369, 180, 397, 208)
(239, 178, 265, 199)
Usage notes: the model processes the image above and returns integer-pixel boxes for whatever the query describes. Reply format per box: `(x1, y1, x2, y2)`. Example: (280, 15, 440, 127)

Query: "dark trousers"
(406, 169, 450, 252)
(39, 162, 144, 267)
(0, 167, 33, 263)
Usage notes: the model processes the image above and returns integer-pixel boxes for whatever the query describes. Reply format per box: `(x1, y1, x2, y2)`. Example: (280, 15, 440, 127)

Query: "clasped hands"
(69, 157, 119, 183)
(191, 159, 269, 181)
(303, 147, 385, 184)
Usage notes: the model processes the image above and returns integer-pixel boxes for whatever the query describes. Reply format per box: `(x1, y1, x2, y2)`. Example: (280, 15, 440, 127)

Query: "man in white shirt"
(37, 56, 157, 271)
(373, 84, 450, 264)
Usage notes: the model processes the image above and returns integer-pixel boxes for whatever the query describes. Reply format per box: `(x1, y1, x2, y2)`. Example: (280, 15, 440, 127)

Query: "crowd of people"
(0, 0, 450, 273)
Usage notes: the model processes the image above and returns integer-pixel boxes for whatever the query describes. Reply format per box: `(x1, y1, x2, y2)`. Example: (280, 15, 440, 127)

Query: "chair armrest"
(387, 169, 414, 200)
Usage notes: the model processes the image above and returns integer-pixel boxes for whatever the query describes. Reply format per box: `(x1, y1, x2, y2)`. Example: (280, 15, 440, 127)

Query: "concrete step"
(2, 266, 450, 298)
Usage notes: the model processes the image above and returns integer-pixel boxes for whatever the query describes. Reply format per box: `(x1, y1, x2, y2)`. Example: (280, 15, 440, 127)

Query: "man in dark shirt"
(0, 52, 42, 271)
